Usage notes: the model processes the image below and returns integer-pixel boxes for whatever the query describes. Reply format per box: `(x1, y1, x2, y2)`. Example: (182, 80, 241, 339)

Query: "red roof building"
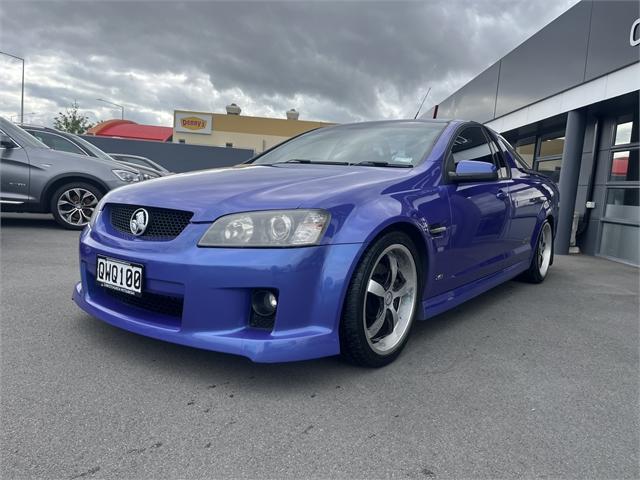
(87, 119, 173, 142)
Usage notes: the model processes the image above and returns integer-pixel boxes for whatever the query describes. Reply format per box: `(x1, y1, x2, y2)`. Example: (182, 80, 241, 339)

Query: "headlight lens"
(89, 195, 108, 228)
(112, 169, 141, 183)
(199, 209, 330, 247)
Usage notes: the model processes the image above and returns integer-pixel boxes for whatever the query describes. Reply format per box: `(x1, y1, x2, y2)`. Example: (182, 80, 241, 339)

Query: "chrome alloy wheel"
(538, 222, 553, 278)
(363, 244, 418, 354)
(57, 188, 98, 226)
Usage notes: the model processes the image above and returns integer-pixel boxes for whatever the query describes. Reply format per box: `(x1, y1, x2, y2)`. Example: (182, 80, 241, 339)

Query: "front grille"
(109, 204, 193, 240)
(104, 287, 184, 319)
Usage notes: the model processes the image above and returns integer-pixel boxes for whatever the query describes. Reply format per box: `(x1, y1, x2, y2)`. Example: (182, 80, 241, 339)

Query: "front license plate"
(96, 255, 143, 297)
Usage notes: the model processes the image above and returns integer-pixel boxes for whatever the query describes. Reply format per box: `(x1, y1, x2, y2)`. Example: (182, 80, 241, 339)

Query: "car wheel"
(50, 182, 103, 230)
(340, 231, 421, 367)
(520, 219, 553, 283)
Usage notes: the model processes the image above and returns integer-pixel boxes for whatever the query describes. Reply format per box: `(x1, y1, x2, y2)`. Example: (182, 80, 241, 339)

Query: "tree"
(53, 101, 94, 134)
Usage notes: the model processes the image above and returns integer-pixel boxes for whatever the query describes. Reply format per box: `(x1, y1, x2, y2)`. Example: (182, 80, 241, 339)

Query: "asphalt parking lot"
(1, 212, 638, 480)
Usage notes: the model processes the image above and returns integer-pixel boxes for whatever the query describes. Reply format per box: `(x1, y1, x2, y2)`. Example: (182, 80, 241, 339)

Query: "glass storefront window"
(539, 135, 565, 157)
(599, 223, 640, 266)
(515, 142, 534, 168)
(614, 114, 638, 146)
(609, 149, 639, 182)
(537, 158, 562, 183)
(605, 189, 640, 223)
(615, 122, 633, 145)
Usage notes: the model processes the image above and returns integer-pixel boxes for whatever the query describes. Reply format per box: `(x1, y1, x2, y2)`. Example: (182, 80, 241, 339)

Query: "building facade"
(429, 0, 639, 266)
(172, 106, 333, 153)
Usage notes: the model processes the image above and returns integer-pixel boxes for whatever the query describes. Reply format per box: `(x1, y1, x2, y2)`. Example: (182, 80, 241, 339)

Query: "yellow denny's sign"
(174, 112, 213, 135)
(181, 117, 207, 130)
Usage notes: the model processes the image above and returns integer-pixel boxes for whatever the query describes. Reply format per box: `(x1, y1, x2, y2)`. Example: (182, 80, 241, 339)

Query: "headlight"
(112, 169, 141, 183)
(142, 172, 159, 180)
(89, 195, 108, 229)
(198, 209, 330, 247)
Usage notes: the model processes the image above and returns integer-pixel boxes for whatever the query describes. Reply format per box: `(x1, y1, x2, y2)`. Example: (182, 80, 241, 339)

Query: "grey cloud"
(0, 0, 579, 125)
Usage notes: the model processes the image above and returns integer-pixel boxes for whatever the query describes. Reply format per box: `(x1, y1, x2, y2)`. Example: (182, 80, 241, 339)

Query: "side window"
(484, 130, 510, 179)
(498, 135, 532, 171)
(448, 125, 496, 173)
(34, 132, 85, 156)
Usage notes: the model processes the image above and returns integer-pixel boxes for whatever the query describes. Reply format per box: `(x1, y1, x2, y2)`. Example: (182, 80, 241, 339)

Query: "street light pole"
(96, 98, 125, 120)
(0, 51, 25, 124)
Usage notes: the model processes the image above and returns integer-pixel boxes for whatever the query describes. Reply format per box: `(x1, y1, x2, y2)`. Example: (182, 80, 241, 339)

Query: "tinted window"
(604, 188, 639, 223)
(29, 131, 85, 155)
(485, 130, 510, 179)
(450, 125, 494, 167)
(610, 150, 639, 182)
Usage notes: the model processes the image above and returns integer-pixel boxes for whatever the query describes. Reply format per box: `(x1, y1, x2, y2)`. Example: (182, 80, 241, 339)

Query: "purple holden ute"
(73, 120, 558, 367)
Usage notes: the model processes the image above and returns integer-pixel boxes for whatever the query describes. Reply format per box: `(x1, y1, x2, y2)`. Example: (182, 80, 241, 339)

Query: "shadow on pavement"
(1, 213, 59, 230)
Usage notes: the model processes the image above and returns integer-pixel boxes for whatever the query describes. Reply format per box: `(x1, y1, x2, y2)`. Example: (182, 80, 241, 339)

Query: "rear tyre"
(520, 219, 553, 283)
(340, 231, 421, 368)
(50, 182, 103, 230)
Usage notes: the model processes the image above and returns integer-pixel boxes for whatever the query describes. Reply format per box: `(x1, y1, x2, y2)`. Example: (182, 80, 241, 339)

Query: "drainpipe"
(555, 108, 587, 255)
(576, 116, 600, 238)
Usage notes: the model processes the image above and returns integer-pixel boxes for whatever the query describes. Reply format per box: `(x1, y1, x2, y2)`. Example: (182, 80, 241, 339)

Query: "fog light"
(251, 289, 278, 317)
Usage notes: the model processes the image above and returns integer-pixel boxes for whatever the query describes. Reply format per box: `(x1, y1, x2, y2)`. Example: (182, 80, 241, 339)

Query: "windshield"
(252, 121, 445, 167)
(0, 117, 50, 149)
(70, 134, 114, 161)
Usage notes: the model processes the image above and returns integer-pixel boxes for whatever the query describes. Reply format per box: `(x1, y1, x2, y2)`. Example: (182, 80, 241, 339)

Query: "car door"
(0, 129, 31, 204)
(443, 124, 515, 290)
(494, 133, 551, 264)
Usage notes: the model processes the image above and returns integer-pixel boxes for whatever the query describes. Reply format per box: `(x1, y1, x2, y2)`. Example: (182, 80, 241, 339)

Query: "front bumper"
(73, 223, 362, 363)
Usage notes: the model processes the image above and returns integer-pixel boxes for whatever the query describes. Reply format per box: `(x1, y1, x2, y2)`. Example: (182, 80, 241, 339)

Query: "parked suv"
(0, 117, 142, 229)
(22, 125, 171, 180)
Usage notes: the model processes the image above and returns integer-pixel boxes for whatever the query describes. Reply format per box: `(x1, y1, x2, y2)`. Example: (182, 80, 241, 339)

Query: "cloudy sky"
(0, 0, 579, 127)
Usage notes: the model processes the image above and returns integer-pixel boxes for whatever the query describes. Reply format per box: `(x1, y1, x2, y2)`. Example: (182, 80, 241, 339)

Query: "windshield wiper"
(352, 161, 413, 168)
(271, 159, 350, 166)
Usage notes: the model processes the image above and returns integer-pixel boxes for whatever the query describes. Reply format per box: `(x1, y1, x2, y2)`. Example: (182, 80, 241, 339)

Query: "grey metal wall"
(432, 0, 640, 123)
(81, 136, 254, 173)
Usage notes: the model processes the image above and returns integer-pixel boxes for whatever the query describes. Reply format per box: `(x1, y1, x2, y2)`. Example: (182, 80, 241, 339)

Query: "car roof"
(21, 125, 66, 134)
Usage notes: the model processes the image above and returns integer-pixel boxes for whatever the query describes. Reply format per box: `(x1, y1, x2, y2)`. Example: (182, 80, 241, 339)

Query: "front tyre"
(50, 182, 103, 230)
(340, 231, 421, 367)
(521, 219, 553, 283)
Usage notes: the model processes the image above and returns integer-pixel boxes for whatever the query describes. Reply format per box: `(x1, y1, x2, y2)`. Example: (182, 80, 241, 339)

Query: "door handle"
(496, 190, 508, 200)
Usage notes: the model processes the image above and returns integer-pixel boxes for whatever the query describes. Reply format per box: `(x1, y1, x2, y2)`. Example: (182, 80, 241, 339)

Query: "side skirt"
(420, 260, 530, 320)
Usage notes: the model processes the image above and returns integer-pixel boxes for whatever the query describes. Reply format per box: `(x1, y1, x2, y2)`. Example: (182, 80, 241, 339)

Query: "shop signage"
(175, 112, 213, 134)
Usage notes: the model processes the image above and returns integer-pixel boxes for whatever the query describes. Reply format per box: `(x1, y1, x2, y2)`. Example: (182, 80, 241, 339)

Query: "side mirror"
(0, 134, 16, 149)
(449, 160, 498, 182)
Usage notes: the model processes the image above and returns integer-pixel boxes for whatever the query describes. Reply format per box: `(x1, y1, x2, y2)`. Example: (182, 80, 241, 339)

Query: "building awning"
(87, 119, 173, 142)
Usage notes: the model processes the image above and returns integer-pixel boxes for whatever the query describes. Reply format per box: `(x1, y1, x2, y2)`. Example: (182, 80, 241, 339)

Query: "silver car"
(0, 117, 142, 229)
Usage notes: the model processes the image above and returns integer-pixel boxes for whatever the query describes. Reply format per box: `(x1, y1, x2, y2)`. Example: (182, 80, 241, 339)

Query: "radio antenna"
(413, 87, 432, 119)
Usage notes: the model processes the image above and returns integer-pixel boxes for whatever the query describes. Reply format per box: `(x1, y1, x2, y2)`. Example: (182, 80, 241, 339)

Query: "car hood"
(104, 164, 412, 222)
